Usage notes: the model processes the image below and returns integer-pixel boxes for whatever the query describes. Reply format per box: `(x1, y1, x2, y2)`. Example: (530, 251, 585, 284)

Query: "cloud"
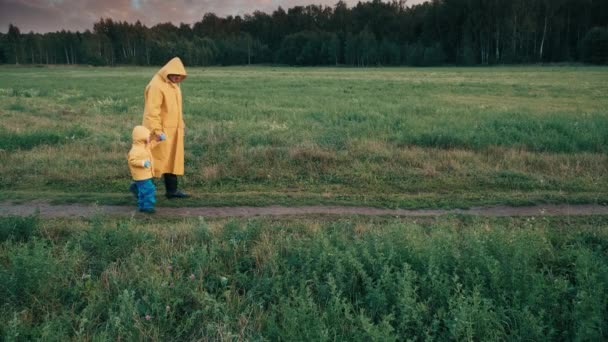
(0, 0, 428, 33)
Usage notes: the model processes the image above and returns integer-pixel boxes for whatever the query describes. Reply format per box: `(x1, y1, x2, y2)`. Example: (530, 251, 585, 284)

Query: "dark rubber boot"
(166, 190, 190, 199)
(164, 174, 177, 194)
(164, 174, 190, 199)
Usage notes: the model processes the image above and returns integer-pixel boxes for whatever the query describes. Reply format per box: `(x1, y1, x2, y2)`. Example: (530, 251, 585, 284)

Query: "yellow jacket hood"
(157, 57, 187, 82)
(132, 125, 150, 145)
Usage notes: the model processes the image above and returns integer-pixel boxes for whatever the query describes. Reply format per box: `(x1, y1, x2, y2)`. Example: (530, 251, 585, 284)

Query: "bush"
(423, 43, 447, 66)
(0, 240, 60, 306)
(0, 215, 39, 242)
(1, 217, 607, 340)
(75, 219, 153, 276)
(581, 27, 608, 64)
(460, 45, 477, 65)
(405, 43, 446, 66)
(405, 42, 425, 66)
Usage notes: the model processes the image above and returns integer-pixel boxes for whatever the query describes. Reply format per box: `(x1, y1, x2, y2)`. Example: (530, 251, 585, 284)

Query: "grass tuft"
(0, 127, 88, 151)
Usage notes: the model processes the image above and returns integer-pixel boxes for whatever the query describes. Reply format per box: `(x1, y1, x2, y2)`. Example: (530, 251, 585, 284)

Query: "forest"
(1, 0, 607, 66)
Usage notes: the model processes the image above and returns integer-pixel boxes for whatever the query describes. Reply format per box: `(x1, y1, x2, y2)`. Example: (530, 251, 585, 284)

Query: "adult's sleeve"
(143, 85, 164, 136)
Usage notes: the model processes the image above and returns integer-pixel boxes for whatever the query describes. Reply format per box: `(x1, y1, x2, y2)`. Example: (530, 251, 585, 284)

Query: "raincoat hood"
(132, 125, 150, 144)
(157, 57, 187, 82)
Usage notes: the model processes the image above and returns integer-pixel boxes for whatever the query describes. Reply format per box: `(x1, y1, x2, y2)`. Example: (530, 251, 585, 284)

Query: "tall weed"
(1, 217, 607, 340)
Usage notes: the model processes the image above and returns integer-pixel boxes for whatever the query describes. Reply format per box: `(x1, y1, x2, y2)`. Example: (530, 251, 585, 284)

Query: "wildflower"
(189, 273, 196, 280)
(145, 314, 152, 321)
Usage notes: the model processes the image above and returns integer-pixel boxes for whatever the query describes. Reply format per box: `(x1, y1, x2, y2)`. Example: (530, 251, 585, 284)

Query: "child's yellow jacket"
(128, 126, 155, 181)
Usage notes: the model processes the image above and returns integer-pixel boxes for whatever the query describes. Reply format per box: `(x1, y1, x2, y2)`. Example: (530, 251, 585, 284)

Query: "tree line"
(1, 0, 607, 67)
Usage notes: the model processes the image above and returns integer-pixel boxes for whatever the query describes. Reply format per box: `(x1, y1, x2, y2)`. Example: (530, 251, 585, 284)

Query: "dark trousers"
(163, 173, 178, 194)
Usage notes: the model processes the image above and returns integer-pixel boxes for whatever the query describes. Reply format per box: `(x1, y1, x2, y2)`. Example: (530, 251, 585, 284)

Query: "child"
(128, 125, 156, 213)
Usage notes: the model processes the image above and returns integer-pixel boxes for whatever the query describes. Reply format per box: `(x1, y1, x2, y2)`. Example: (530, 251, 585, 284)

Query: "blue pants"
(132, 179, 156, 210)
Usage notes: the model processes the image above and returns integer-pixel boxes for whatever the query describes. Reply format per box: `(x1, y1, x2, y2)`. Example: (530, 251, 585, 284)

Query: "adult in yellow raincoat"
(142, 57, 189, 198)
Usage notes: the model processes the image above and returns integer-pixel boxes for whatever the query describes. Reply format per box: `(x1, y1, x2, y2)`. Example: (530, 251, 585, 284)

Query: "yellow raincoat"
(128, 125, 154, 181)
(142, 57, 187, 176)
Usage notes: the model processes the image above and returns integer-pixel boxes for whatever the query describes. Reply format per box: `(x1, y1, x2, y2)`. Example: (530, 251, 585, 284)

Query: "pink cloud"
(0, 0, 428, 33)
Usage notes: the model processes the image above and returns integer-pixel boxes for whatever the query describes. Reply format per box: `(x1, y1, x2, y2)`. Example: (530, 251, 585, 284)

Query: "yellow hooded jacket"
(142, 57, 187, 176)
(128, 125, 155, 181)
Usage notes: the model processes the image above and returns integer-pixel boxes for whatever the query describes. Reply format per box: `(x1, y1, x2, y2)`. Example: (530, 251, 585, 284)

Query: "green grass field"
(1, 66, 608, 340)
(1, 215, 608, 340)
(1, 65, 607, 208)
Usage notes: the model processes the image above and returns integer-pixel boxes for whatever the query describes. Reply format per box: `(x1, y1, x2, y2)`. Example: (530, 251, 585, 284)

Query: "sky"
(0, 0, 428, 33)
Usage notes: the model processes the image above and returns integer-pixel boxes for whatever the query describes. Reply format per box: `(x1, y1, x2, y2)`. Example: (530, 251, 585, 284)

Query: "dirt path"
(1, 201, 607, 218)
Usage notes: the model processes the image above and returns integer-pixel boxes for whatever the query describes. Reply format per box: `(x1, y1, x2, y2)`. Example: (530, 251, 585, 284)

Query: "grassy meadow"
(1, 214, 608, 340)
(1, 66, 608, 340)
(0, 65, 607, 207)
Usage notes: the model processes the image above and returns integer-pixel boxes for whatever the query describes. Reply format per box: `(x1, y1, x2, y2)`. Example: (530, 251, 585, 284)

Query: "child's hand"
(143, 160, 151, 168)
(157, 132, 167, 141)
